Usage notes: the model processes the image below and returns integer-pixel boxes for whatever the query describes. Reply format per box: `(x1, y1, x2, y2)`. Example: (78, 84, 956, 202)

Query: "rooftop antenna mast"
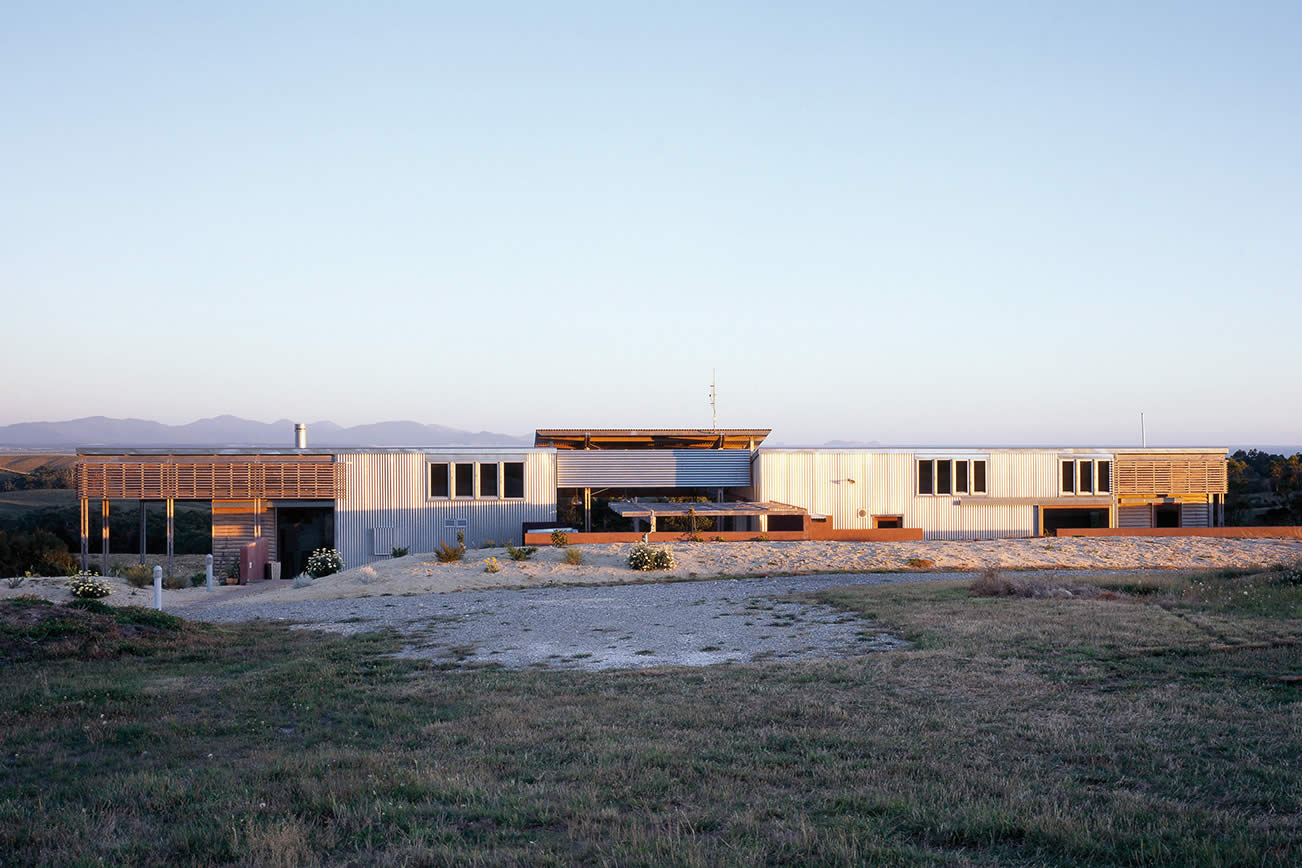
(1141, 411, 1147, 448)
(709, 369, 717, 431)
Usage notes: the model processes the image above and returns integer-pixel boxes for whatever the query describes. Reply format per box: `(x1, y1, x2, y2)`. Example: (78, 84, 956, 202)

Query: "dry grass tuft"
(969, 567, 1112, 600)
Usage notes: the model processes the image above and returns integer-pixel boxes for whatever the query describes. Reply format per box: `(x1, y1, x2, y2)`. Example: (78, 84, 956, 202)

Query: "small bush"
(357, 565, 379, 584)
(68, 573, 111, 599)
(484, 557, 501, 574)
(5, 576, 25, 589)
(688, 531, 704, 543)
(906, 558, 935, 569)
(970, 567, 1016, 596)
(292, 574, 313, 589)
(564, 548, 583, 566)
(188, 572, 206, 588)
(436, 541, 466, 563)
(551, 529, 569, 548)
(713, 536, 725, 543)
(162, 573, 187, 591)
(505, 544, 537, 562)
(628, 543, 675, 571)
(306, 548, 344, 578)
(755, 534, 770, 542)
(66, 598, 113, 615)
(123, 564, 153, 588)
(113, 607, 183, 630)
(391, 546, 409, 558)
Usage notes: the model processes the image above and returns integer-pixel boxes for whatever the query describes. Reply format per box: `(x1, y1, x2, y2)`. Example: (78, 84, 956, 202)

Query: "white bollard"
(205, 554, 214, 592)
(153, 566, 162, 610)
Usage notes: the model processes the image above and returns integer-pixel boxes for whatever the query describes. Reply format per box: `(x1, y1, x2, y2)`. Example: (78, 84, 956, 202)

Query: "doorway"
(1154, 504, 1181, 528)
(873, 515, 904, 529)
(277, 506, 335, 578)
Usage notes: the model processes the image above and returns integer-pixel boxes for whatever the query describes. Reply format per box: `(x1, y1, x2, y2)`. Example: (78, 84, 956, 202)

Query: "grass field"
(0, 568, 1298, 865)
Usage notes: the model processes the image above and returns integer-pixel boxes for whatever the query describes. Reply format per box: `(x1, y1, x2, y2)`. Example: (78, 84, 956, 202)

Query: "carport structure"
(607, 500, 806, 534)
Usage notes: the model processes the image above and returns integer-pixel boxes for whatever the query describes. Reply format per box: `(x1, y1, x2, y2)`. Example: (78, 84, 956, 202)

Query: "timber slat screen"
(1113, 454, 1227, 497)
(76, 457, 343, 500)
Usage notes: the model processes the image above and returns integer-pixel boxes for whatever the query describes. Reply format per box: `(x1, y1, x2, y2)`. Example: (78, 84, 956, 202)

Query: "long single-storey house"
(73, 426, 1228, 577)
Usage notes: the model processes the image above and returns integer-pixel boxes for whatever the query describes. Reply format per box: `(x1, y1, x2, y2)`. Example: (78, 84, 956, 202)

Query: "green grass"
(0, 569, 1298, 864)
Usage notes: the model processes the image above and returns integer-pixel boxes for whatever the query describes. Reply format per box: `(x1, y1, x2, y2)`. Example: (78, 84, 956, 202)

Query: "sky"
(3, 1, 1300, 447)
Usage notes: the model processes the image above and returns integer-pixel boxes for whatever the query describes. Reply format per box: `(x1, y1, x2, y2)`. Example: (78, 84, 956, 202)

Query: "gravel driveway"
(181, 571, 998, 670)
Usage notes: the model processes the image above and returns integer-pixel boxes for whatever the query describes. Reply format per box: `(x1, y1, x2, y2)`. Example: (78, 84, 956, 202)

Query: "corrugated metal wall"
(1118, 505, 1152, 528)
(555, 450, 751, 487)
(755, 449, 1124, 539)
(335, 451, 556, 568)
(1181, 502, 1211, 527)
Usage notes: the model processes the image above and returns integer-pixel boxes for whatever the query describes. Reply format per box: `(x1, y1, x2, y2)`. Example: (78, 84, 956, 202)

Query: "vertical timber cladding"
(334, 450, 557, 568)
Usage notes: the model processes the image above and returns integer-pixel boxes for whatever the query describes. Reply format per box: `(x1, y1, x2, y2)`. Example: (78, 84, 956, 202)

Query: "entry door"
(1154, 504, 1181, 528)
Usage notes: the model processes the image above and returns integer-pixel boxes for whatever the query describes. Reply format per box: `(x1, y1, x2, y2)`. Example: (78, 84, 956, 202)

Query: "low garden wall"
(1056, 527, 1302, 539)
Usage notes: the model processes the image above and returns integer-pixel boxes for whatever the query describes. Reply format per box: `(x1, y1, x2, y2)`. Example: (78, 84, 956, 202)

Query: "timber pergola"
(606, 500, 805, 534)
(75, 450, 344, 578)
(535, 428, 771, 450)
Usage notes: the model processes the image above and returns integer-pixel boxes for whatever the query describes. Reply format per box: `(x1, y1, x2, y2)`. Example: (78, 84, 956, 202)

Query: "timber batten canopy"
(535, 428, 770, 450)
(75, 451, 344, 500)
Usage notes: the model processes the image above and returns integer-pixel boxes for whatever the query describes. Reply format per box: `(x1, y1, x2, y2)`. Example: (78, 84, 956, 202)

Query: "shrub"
(292, 574, 313, 589)
(505, 544, 537, 562)
(484, 557, 501, 574)
(628, 543, 675, 571)
(970, 567, 1016, 596)
(122, 564, 153, 588)
(564, 548, 583, 566)
(188, 572, 206, 588)
(391, 546, 409, 558)
(436, 540, 466, 563)
(357, 565, 379, 584)
(66, 597, 113, 615)
(754, 534, 770, 542)
(162, 573, 187, 590)
(713, 536, 725, 543)
(688, 531, 704, 543)
(68, 573, 111, 599)
(5, 576, 25, 589)
(306, 548, 344, 578)
(551, 529, 569, 548)
(906, 558, 935, 569)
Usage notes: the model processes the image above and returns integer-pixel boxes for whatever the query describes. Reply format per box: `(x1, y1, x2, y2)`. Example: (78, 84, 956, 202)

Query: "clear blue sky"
(4, 2, 1299, 446)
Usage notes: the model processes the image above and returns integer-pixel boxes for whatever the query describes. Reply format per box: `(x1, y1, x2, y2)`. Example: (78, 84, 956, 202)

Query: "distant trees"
(1227, 450, 1302, 525)
(0, 465, 73, 492)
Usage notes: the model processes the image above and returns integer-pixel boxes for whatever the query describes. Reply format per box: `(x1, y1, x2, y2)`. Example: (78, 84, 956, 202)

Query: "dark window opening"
(1061, 462, 1075, 493)
(1079, 461, 1093, 493)
(873, 515, 903, 529)
(767, 515, 804, 532)
(455, 463, 474, 497)
(936, 460, 952, 495)
(955, 460, 969, 494)
(1043, 507, 1109, 534)
(430, 463, 449, 498)
(1155, 504, 1181, 528)
(479, 463, 498, 498)
(1097, 461, 1111, 493)
(918, 460, 933, 495)
(503, 462, 525, 498)
(973, 460, 987, 493)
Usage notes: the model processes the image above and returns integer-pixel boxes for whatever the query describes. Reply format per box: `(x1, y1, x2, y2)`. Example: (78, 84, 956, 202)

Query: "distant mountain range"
(0, 416, 530, 448)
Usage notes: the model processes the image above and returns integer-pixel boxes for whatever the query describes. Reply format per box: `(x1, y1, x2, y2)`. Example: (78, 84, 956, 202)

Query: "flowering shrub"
(550, 529, 569, 548)
(484, 557, 501, 574)
(306, 548, 344, 578)
(628, 543, 675, 571)
(68, 572, 111, 599)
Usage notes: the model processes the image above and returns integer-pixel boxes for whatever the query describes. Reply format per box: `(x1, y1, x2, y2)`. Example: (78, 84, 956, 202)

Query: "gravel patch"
(180, 569, 1135, 671)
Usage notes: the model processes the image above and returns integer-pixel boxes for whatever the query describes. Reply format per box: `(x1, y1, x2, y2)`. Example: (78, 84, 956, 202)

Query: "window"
(454, 463, 474, 497)
(918, 458, 988, 496)
(1061, 459, 1111, 495)
(503, 462, 524, 498)
(918, 460, 934, 495)
(480, 462, 498, 498)
(430, 463, 449, 498)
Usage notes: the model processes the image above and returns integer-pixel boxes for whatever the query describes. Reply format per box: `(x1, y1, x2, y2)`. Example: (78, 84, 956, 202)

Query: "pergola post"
(166, 498, 175, 580)
(139, 501, 147, 563)
(759, 514, 768, 534)
(79, 498, 89, 572)
(583, 487, 591, 534)
(101, 499, 110, 576)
